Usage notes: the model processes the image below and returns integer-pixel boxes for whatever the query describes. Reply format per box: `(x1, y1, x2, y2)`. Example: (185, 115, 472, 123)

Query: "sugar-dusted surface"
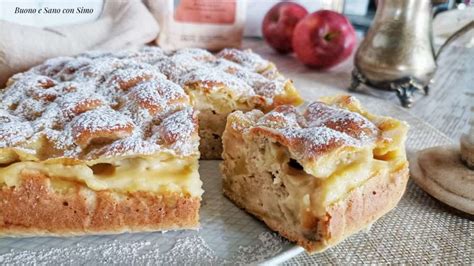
(0, 50, 197, 160)
(213, 59, 286, 100)
(160, 47, 290, 105)
(0, 47, 294, 160)
(217, 48, 271, 73)
(304, 101, 378, 141)
(234, 96, 379, 161)
(176, 68, 255, 99)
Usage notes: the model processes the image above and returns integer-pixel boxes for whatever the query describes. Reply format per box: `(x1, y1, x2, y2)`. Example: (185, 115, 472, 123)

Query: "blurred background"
(2, 0, 473, 35)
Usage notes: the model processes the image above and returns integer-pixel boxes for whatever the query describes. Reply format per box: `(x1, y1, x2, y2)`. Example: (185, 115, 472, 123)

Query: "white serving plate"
(0, 95, 452, 264)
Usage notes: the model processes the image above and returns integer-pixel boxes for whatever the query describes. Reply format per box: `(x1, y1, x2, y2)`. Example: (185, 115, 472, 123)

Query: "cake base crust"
(223, 166, 409, 253)
(0, 170, 200, 236)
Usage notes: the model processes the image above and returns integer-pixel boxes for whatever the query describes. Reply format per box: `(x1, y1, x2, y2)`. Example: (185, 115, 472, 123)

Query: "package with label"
(147, 0, 247, 51)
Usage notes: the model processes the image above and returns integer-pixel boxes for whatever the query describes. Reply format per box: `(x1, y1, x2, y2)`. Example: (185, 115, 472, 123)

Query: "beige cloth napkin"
(0, 0, 159, 87)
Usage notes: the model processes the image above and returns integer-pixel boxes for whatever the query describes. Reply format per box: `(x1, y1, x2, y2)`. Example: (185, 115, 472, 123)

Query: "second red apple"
(292, 10, 356, 69)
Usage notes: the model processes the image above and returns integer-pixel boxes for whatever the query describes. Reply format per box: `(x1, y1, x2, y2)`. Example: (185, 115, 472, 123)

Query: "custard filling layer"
(262, 137, 407, 217)
(0, 155, 203, 197)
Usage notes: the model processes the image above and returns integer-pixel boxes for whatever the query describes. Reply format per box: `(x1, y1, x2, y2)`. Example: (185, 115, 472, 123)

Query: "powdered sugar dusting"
(87, 137, 160, 159)
(217, 48, 270, 73)
(234, 99, 379, 160)
(176, 68, 255, 99)
(0, 232, 288, 265)
(154, 108, 199, 154)
(280, 127, 359, 158)
(214, 59, 286, 101)
(0, 240, 161, 265)
(72, 107, 133, 133)
(231, 232, 285, 264)
(304, 101, 378, 141)
(0, 121, 34, 147)
(256, 105, 303, 129)
(151, 47, 290, 104)
(159, 236, 223, 265)
(0, 49, 199, 160)
(0, 46, 292, 160)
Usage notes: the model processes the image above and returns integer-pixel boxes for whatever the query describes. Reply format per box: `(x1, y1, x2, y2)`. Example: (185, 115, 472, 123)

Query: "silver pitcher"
(349, 0, 474, 107)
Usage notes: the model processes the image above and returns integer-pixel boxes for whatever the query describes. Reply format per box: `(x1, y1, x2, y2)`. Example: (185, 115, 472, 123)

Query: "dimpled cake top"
(0, 47, 293, 161)
(229, 95, 382, 161)
(0, 52, 196, 161)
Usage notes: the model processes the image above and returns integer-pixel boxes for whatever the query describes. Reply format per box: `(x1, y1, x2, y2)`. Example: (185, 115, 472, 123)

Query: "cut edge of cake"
(220, 95, 409, 253)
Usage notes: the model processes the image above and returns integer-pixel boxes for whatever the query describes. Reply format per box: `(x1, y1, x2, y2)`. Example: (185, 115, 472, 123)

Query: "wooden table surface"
(243, 34, 473, 142)
(242, 32, 473, 264)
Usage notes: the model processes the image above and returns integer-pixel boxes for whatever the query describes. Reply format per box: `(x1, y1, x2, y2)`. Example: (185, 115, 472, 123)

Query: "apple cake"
(221, 95, 409, 252)
(0, 55, 203, 235)
(81, 47, 303, 159)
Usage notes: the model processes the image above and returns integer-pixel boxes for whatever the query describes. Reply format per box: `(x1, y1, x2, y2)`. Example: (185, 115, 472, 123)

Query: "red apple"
(262, 2, 308, 54)
(292, 10, 356, 69)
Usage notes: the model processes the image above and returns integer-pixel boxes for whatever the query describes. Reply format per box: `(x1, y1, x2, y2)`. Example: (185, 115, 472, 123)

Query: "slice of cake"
(221, 95, 409, 252)
(0, 55, 203, 235)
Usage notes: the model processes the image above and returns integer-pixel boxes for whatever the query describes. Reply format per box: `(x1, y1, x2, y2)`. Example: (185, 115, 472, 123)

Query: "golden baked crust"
(0, 170, 200, 236)
(0, 54, 198, 161)
(221, 95, 409, 253)
(0, 48, 203, 236)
